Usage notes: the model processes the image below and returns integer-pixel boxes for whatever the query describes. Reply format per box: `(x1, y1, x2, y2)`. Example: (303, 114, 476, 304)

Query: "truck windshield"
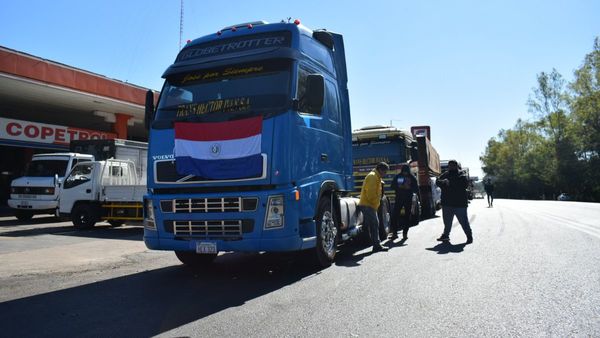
(352, 139, 408, 166)
(25, 160, 69, 177)
(155, 59, 291, 123)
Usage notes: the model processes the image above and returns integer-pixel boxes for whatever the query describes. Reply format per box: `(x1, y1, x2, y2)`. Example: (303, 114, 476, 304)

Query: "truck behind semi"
(142, 20, 389, 268)
(352, 125, 441, 218)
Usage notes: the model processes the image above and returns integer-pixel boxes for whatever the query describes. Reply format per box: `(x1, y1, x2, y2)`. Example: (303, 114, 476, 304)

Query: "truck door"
(60, 163, 95, 213)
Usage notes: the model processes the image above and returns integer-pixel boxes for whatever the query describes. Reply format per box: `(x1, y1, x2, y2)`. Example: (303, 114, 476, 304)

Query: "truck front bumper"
(8, 198, 58, 211)
(143, 187, 317, 253)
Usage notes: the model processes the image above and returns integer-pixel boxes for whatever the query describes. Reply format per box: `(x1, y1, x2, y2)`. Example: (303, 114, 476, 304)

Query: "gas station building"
(0, 45, 156, 209)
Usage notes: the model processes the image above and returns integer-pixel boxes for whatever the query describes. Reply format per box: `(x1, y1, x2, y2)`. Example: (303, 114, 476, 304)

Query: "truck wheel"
(108, 220, 124, 227)
(377, 197, 391, 240)
(72, 204, 97, 229)
(15, 210, 34, 222)
(175, 251, 217, 267)
(314, 195, 338, 268)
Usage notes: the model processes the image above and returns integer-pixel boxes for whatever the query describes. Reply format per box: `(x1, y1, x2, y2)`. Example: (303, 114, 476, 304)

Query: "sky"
(1, 0, 599, 179)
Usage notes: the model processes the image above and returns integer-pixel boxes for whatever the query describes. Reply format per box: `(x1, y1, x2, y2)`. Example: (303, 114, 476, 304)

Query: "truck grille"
(160, 197, 258, 213)
(164, 219, 254, 239)
(11, 186, 54, 195)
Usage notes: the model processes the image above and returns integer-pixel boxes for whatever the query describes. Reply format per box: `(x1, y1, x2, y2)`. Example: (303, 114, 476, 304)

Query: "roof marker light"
(217, 31, 222, 36)
(231, 26, 237, 32)
(294, 19, 301, 25)
(247, 24, 253, 29)
(186, 39, 191, 44)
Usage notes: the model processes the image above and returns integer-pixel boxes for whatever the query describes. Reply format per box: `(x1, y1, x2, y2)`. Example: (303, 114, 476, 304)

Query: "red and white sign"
(0, 117, 116, 146)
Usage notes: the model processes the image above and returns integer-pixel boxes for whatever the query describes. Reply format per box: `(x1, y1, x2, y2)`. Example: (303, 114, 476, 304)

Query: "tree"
(570, 37, 600, 201)
(481, 37, 600, 201)
(527, 69, 578, 195)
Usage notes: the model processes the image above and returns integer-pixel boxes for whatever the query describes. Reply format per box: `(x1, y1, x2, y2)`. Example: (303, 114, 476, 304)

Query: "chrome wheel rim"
(320, 210, 337, 258)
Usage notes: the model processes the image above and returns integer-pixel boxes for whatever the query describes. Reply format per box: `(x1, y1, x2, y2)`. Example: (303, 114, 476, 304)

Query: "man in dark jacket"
(389, 164, 418, 240)
(484, 178, 494, 207)
(435, 160, 473, 244)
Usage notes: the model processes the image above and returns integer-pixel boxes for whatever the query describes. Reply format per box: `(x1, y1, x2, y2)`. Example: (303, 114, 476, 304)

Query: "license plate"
(19, 195, 37, 199)
(196, 242, 217, 254)
(20, 201, 30, 207)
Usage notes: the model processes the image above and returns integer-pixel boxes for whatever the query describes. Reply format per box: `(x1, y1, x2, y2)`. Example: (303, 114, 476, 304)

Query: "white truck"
(8, 153, 94, 221)
(59, 159, 146, 228)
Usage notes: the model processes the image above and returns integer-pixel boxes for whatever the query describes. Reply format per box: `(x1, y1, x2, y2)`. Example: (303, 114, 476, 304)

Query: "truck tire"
(377, 197, 391, 240)
(314, 195, 338, 268)
(175, 251, 217, 267)
(15, 210, 34, 222)
(108, 220, 124, 227)
(72, 204, 97, 229)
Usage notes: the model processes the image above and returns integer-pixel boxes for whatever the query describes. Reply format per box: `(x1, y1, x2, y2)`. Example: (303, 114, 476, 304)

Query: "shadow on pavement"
(0, 215, 58, 227)
(0, 251, 321, 337)
(425, 241, 466, 254)
(0, 222, 143, 241)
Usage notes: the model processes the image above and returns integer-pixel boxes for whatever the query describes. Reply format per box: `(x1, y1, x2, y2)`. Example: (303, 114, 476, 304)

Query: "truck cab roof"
(352, 126, 413, 142)
(32, 153, 94, 159)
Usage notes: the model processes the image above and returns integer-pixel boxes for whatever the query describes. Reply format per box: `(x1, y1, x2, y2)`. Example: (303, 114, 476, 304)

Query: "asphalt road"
(0, 199, 599, 337)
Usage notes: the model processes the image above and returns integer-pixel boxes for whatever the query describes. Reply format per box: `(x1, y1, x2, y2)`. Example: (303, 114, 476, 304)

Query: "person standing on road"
(389, 164, 418, 240)
(359, 162, 390, 252)
(484, 178, 494, 207)
(435, 160, 473, 244)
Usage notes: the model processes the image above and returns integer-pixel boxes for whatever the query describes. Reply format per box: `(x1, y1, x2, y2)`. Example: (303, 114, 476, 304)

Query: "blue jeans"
(442, 206, 472, 238)
(360, 206, 381, 248)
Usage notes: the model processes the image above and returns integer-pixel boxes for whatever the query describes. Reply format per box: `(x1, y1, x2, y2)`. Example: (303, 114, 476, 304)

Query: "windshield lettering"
(181, 66, 265, 84)
(176, 32, 290, 62)
(176, 97, 251, 118)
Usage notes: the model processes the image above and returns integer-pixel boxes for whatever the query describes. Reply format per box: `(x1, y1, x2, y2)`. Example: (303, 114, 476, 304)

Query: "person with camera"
(435, 160, 473, 244)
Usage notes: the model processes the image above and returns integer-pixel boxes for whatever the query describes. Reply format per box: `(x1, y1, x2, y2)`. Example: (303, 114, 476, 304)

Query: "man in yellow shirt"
(359, 162, 389, 252)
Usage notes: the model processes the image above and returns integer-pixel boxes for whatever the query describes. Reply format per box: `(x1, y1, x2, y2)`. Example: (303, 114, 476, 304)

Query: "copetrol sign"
(0, 117, 116, 146)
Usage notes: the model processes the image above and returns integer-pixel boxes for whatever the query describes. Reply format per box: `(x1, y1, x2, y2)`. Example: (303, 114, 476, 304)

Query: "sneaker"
(388, 233, 398, 240)
(372, 245, 389, 253)
(436, 235, 450, 242)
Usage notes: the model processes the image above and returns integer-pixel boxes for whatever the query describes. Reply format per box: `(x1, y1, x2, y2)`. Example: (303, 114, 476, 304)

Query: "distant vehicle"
(474, 192, 484, 199)
(8, 153, 94, 221)
(557, 193, 571, 201)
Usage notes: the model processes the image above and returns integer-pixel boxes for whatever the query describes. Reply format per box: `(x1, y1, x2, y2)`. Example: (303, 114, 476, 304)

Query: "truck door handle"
(320, 153, 328, 162)
(86, 189, 92, 193)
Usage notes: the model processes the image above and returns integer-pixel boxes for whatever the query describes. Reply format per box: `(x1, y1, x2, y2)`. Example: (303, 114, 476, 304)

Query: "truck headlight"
(144, 199, 156, 230)
(264, 195, 284, 229)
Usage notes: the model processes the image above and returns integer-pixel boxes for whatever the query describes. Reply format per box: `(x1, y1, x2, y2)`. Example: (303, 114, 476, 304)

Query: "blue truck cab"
(143, 20, 370, 267)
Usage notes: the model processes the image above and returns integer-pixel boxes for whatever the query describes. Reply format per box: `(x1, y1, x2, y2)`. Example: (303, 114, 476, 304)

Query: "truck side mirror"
(304, 74, 324, 113)
(144, 90, 155, 130)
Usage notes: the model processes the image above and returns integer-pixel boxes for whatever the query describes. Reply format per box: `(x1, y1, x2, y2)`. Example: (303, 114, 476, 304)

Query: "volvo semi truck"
(142, 20, 390, 268)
